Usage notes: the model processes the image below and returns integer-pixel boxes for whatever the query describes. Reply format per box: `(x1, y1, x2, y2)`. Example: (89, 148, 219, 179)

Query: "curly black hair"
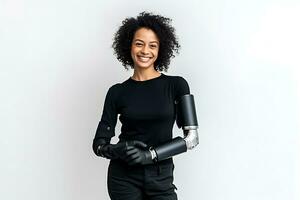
(112, 12, 180, 72)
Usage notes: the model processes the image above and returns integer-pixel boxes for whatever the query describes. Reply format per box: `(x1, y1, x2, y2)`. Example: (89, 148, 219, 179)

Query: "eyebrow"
(134, 39, 159, 44)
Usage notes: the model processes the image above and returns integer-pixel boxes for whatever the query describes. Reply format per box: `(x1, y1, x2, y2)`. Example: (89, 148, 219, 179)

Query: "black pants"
(107, 159, 178, 200)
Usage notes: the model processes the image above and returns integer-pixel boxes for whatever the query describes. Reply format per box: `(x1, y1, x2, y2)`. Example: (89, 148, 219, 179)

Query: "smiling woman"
(92, 11, 199, 200)
(112, 12, 180, 73)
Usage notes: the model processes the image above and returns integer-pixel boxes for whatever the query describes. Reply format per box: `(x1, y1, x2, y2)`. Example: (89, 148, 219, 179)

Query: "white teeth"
(138, 56, 151, 62)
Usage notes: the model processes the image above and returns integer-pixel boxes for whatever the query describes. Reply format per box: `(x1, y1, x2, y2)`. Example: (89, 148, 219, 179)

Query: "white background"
(1, 0, 299, 199)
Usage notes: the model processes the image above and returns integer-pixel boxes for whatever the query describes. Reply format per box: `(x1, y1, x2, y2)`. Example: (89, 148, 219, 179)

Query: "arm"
(150, 94, 199, 161)
(126, 94, 199, 165)
(92, 85, 118, 157)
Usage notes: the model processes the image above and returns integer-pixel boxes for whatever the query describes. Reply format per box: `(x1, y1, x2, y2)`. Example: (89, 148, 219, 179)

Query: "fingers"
(124, 147, 144, 165)
(125, 148, 138, 156)
(125, 140, 148, 149)
(116, 140, 147, 165)
(133, 141, 148, 149)
(125, 145, 135, 151)
(126, 153, 140, 163)
(125, 150, 141, 164)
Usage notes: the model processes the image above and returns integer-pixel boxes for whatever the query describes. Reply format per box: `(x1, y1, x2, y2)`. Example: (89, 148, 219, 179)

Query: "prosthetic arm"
(148, 94, 199, 162)
(126, 94, 199, 165)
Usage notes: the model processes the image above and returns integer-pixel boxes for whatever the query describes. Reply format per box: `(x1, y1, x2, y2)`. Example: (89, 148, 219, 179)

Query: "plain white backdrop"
(1, 0, 299, 199)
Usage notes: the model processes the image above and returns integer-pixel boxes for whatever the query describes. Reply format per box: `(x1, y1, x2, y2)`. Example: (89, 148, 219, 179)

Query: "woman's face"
(131, 28, 159, 70)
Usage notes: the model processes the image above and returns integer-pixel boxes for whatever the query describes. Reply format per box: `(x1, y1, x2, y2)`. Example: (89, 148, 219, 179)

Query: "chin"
(136, 62, 155, 69)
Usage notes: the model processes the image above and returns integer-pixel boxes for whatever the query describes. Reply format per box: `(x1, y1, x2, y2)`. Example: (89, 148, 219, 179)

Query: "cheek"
(155, 47, 159, 55)
(130, 47, 136, 58)
(154, 49, 159, 58)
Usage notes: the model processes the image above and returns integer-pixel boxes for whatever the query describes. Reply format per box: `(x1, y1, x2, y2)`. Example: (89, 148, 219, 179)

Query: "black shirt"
(93, 73, 190, 151)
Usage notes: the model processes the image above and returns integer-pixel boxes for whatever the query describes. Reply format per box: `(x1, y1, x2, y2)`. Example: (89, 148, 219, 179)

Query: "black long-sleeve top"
(92, 73, 190, 155)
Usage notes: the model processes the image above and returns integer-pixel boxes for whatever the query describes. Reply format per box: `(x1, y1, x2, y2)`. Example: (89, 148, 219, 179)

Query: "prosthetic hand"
(96, 139, 147, 161)
(125, 146, 153, 165)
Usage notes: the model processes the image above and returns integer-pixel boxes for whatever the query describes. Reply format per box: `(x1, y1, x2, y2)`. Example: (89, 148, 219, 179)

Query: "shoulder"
(164, 74, 190, 89)
(109, 83, 122, 91)
(106, 75, 137, 97)
(105, 83, 122, 99)
(174, 76, 189, 88)
(165, 74, 190, 99)
(164, 73, 188, 82)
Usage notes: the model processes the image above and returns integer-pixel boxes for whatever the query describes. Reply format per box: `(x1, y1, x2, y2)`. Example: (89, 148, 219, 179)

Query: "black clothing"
(108, 159, 177, 200)
(93, 73, 190, 200)
(93, 73, 190, 152)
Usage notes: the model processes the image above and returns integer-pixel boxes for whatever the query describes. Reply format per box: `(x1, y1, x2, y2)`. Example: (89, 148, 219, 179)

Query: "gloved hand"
(99, 140, 148, 161)
(124, 146, 154, 165)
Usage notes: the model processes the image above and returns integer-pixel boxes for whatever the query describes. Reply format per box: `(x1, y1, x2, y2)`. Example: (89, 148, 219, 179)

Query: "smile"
(137, 56, 152, 62)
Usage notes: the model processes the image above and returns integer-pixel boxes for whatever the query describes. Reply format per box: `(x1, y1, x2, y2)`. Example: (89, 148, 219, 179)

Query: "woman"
(92, 12, 199, 200)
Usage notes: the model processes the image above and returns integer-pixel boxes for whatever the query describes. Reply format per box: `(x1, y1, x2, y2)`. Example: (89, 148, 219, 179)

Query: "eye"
(150, 44, 158, 48)
(135, 42, 143, 47)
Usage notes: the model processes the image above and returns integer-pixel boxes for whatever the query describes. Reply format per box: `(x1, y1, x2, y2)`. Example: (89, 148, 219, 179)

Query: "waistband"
(110, 158, 174, 175)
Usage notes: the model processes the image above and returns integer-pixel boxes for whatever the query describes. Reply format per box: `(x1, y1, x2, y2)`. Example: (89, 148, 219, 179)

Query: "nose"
(141, 45, 150, 54)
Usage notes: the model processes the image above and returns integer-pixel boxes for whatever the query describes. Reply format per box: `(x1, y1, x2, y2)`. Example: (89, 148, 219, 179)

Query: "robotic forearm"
(149, 94, 199, 162)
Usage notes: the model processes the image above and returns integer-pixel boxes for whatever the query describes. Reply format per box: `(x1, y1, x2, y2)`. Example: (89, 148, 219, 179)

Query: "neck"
(132, 67, 161, 81)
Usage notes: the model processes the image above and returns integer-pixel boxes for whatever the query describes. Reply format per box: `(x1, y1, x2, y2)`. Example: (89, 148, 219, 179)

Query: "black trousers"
(107, 159, 178, 200)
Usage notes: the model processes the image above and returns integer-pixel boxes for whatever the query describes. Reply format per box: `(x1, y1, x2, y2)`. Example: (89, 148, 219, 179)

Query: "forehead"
(133, 28, 159, 42)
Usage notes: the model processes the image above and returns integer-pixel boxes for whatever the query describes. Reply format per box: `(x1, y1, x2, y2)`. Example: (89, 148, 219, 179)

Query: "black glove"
(98, 139, 147, 161)
(125, 146, 154, 165)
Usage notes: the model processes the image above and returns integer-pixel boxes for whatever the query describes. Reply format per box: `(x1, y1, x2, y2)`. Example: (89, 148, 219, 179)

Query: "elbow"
(183, 129, 199, 150)
(92, 141, 99, 156)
